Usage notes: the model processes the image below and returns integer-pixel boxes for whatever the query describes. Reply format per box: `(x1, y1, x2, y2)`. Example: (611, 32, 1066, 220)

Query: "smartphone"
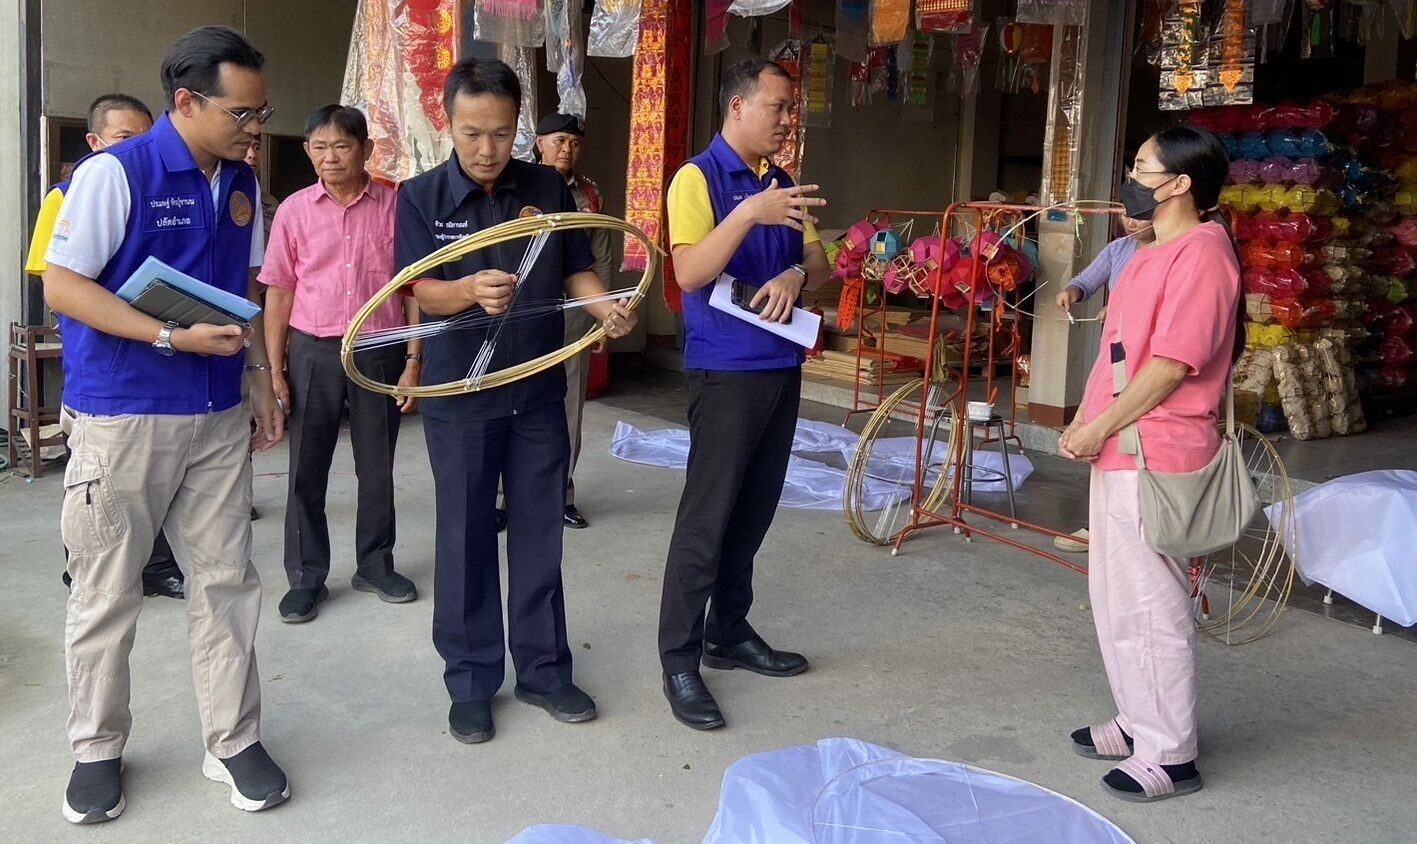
(731, 280, 792, 323)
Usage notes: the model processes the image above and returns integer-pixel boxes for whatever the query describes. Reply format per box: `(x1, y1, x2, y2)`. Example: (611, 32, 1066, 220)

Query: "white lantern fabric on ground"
(512, 739, 1133, 843)
(1268, 469, 1417, 626)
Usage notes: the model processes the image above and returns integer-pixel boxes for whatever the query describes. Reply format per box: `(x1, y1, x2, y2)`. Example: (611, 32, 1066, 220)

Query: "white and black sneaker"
(63, 758, 124, 824)
(203, 743, 290, 812)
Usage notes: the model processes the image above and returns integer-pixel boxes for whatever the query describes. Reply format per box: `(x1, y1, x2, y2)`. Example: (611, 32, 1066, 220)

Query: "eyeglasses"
(1126, 166, 1175, 181)
(191, 90, 274, 128)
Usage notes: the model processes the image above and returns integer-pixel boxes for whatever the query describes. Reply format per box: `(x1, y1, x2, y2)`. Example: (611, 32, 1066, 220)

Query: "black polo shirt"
(396, 156, 596, 422)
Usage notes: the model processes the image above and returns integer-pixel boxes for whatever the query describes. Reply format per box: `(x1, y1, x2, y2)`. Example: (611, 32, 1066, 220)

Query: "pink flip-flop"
(1103, 757, 1205, 803)
(1071, 718, 1133, 761)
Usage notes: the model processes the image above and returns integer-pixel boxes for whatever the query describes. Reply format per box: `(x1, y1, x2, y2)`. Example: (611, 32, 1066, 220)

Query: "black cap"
(535, 113, 585, 136)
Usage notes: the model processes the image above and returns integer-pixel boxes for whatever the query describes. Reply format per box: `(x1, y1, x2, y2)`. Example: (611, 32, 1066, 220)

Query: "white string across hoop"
(339, 212, 661, 399)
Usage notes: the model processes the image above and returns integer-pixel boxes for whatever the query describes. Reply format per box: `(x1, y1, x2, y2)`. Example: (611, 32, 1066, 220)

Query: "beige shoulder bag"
(1111, 314, 1259, 559)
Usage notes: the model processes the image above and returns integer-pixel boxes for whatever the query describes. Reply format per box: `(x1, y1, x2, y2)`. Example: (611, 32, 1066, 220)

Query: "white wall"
(41, 0, 356, 137)
(2, 0, 24, 336)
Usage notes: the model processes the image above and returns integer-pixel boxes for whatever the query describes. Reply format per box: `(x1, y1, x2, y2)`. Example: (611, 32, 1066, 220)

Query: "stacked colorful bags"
(1197, 98, 1368, 437)
(1337, 81, 1417, 398)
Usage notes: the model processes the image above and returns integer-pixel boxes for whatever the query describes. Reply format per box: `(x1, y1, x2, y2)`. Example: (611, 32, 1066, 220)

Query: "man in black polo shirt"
(396, 58, 636, 744)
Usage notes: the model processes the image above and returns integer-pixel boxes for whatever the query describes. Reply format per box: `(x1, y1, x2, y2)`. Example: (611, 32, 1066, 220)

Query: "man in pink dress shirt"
(260, 105, 422, 623)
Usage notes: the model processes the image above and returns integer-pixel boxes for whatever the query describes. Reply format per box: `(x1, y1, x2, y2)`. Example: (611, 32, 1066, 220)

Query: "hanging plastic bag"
(474, 0, 545, 47)
(869, 0, 911, 46)
(704, 0, 732, 54)
(588, 0, 641, 58)
(837, 0, 870, 63)
(498, 45, 539, 161)
(802, 38, 834, 128)
(917, 0, 974, 34)
(543, 0, 587, 119)
(729, 0, 791, 14)
(948, 24, 989, 96)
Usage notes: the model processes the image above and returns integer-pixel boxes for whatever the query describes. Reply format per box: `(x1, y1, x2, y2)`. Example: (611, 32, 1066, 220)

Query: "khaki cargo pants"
(62, 406, 263, 762)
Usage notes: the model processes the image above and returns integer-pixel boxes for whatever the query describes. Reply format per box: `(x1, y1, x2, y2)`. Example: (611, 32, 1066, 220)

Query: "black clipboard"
(128, 279, 250, 328)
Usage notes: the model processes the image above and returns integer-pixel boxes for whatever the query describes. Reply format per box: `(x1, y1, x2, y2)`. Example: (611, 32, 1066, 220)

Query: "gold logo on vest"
(518, 205, 542, 219)
(229, 191, 253, 228)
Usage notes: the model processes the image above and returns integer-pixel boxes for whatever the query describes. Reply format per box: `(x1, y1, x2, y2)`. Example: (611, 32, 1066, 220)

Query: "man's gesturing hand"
(737, 180, 827, 232)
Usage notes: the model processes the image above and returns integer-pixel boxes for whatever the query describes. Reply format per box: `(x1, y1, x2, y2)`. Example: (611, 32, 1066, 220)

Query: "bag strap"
(1110, 307, 1238, 469)
(1111, 309, 1148, 471)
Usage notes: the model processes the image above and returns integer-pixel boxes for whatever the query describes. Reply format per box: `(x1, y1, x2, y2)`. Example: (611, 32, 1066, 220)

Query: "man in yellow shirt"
(657, 58, 829, 730)
(26, 93, 185, 601)
(26, 95, 153, 275)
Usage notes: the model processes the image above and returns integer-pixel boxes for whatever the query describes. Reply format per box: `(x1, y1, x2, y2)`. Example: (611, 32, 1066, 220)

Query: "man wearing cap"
(533, 112, 613, 529)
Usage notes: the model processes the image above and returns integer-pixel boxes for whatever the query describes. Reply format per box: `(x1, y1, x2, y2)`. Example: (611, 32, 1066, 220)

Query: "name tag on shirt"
(143, 193, 203, 233)
(720, 188, 761, 211)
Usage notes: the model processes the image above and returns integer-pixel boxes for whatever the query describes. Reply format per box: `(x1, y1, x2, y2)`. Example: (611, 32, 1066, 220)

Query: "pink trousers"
(1088, 467, 1199, 765)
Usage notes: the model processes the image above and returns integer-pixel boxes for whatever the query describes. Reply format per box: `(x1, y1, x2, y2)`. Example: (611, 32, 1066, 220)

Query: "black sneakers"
(203, 743, 290, 812)
(62, 758, 124, 824)
(450, 700, 496, 744)
(351, 572, 418, 603)
(514, 683, 598, 723)
(278, 585, 329, 623)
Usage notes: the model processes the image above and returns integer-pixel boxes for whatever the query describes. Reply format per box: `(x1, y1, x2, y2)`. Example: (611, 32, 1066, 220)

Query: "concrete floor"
(3, 369, 1417, 843)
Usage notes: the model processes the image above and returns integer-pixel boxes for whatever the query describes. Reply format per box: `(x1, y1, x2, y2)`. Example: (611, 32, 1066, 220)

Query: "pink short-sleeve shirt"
(1079, 222, 1241, 473)
(259, 179, 403, 338)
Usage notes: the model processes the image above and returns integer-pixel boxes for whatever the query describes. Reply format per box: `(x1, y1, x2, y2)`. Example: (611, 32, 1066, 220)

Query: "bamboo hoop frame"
(340, 212, 662, 398)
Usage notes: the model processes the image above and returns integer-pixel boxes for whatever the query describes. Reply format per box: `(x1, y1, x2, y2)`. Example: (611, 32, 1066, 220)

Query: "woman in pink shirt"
(1059, 126, 1244, 803)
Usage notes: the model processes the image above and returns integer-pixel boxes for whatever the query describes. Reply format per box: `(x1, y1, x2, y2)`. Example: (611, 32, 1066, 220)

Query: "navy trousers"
(424, 403, 573, 702)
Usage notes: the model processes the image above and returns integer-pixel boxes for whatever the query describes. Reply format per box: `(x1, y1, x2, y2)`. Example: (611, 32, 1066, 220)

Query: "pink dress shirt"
(259, 178, 403, 337)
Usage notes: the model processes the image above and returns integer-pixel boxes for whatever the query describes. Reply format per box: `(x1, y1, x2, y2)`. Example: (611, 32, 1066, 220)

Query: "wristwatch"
(405, 353, 423, 363)
(788, 263, 808, 280)
(153, 321, 179, 357)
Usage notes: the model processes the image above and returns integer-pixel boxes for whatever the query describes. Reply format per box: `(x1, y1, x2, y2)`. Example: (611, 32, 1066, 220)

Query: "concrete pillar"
(1025, 0, 1133, 427)
(2, 0, 39, 336)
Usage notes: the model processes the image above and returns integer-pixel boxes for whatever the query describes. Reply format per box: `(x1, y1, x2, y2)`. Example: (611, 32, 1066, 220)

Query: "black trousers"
(658, 368, 800, 675)
(282, 330, 403, 590)
(425, 403, 572, 702)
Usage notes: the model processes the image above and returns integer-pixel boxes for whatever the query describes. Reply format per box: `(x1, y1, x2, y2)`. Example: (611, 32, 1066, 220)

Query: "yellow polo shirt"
(667, 161, 820, 248)
(24, 187, 66, 275)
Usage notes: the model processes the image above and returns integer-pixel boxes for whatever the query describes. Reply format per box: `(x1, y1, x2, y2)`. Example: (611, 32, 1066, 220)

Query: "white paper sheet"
(708, 274, 822, 348)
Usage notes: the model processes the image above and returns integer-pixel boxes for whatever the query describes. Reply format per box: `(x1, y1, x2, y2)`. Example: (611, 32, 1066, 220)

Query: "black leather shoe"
(663, 671, 725, 730)
(515, 683, 597, 722)
(278, 586, 329, 623)
(496, 508, 508, 533)
(63, 758, 124, 824)
(449, 700, 495, 744)
(563, 505, 589, 529)
(703, 636, 809, 677)
(203, 743, 289, 812)
(142, 575, 185, 599)
(351, 572, 418, 603)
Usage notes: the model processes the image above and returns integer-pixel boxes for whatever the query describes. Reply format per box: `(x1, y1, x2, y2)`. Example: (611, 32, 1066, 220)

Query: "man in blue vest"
(658, 58, 829, 730)
(42, 26, 290, 823)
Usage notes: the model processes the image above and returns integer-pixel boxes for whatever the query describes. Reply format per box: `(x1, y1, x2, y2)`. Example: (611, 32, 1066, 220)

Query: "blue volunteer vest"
(59, 113, 258, 415)
(680, 134, 805, 371)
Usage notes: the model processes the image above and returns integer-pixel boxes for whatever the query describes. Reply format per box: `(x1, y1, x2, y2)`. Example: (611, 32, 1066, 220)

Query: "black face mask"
(1119, 174, 1178, 221)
